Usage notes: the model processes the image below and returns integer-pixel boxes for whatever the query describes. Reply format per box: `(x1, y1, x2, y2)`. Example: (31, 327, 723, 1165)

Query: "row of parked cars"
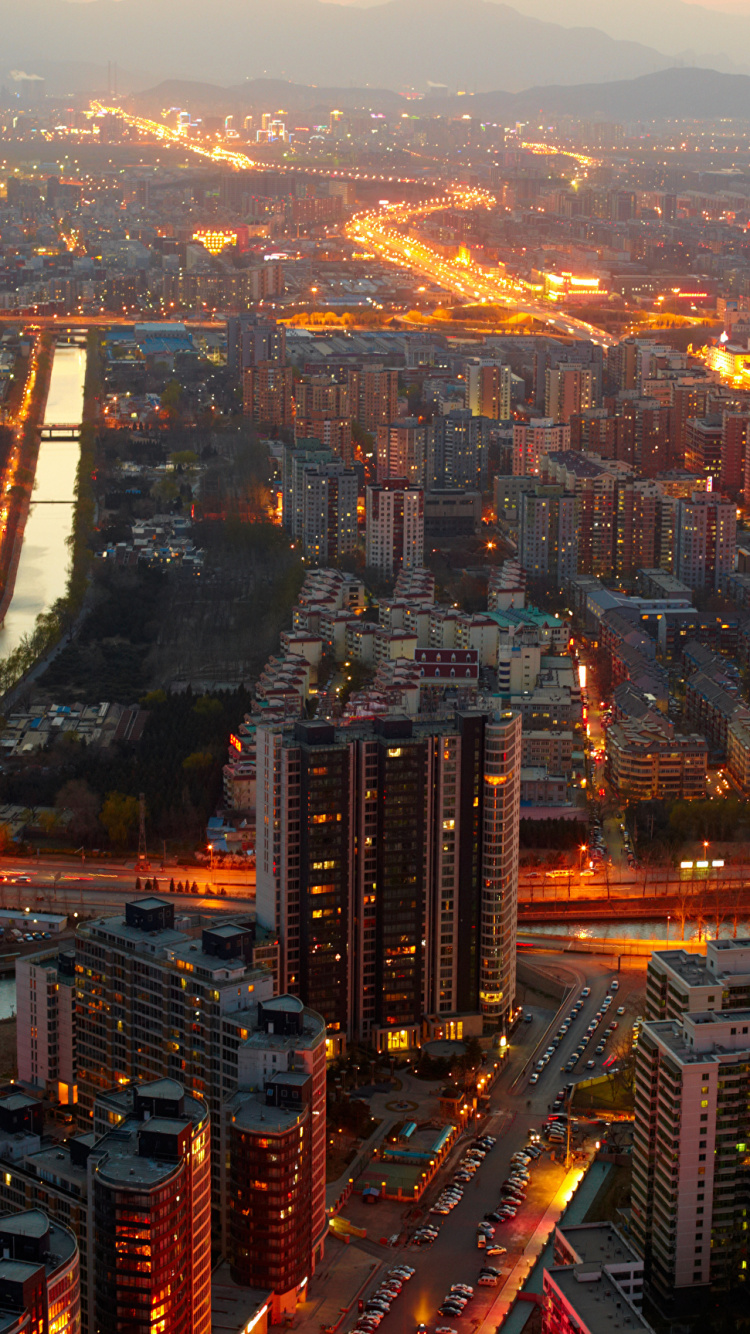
(529, 988, 594, 1085)
(352, 1266, 416, 1334)
(429, 1133, 496, 1218)
(563, 985, 622, 1074)
(481, 1137, 544, 1225)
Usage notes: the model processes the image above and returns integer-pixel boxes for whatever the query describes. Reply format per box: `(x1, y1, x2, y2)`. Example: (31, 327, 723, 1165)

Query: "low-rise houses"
(0, 702, 147, 756)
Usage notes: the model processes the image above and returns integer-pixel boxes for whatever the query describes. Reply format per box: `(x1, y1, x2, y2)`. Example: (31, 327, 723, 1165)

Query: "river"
(0, 346, 86, 659)
(527, 919, 750, 943)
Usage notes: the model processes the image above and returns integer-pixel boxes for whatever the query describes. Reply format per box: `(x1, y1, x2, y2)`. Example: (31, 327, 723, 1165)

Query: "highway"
(333, 959, 638, 1331)
(0, 855, 256, 920)
(346, 202, 616, 348)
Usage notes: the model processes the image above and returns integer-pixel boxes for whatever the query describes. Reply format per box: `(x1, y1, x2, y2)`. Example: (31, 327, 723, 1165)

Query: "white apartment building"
(16, 951, 77, 1104)
(632, 1005, 750, 1302)
(365, 481, 424, 577)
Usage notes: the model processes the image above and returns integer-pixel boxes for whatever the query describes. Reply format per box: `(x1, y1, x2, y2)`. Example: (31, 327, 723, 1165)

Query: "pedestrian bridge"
(40, 423, 80, 440)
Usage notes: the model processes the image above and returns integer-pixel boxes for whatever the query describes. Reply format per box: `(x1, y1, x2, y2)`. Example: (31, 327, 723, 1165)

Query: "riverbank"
(0, 332, 55, 627)
(0, 342, 90, 697)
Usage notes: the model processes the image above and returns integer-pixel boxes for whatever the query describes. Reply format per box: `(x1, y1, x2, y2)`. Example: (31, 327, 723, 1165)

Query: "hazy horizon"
(14, 0, 750, 95)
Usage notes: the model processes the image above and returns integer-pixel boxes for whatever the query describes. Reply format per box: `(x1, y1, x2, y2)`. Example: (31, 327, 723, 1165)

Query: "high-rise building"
(227, 314, 285, 374)
(512, 421, 570, 477)
(632, 941, 750, 1305)
(294, 378, 350, 422)
(256, 709, 522, 1047)
(300, 463, 358, 565)
(353, 368, 398, 435)
(518, 486, 578, 585)
(243, 362, 294, 429)
(75, 900, 274, 1122)
(225, 995, 326, 1322)
(545, 365, 594, 424)
(645, 940, 750, 1024)
(376, 418, 427, 485)
(0, 1211, 80, 1334)
(467, 363, 511, 421)
(722, 412, 750, 496)
(90, 1081, 211, 1334)
(632, 1005, 750, 1304)
(74, 899, 275, 1259)
(685, 415, 723, 482)
(674, 491, 737, 594)
(16, 949, 77, 1104)
(294, 413, 352, 465)
(429, 410, 490, 490)
(280, 441, 358, 564)
(570, 408, 618, 460)
(365, 479, 424, 577)
(673, 383, 711, 461)
(614, 478, 666, 578)
(542, 451, 622, 577)
(611, 398, 675, 476)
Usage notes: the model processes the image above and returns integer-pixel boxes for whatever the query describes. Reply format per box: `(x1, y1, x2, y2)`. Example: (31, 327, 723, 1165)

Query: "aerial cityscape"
(4, 2, 750, 1333)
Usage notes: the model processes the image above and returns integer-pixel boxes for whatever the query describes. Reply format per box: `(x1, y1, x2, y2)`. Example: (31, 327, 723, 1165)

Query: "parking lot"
(293, 960, 641, 1334)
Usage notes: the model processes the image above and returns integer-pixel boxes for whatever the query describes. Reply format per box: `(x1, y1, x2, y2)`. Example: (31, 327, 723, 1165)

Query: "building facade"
(256, 709, 522, 1046)
(90, 1081, 211, 1334)
(365, 480, 425, 577)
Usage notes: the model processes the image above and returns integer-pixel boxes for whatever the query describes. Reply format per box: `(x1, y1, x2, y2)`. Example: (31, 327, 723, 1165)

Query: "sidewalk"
(491, 1165, 585, 1321)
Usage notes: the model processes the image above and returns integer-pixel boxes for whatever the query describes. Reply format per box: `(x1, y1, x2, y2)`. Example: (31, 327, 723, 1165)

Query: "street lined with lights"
(346, 198, 616, 347)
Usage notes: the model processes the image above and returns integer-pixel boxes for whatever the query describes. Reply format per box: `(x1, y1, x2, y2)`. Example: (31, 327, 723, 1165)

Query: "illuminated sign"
(192, 228, 239, 254)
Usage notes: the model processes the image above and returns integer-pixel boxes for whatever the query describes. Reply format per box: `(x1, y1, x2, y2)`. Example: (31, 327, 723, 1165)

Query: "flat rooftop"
(546, 1265, 653, 1331)
(227, 1093, 305, 1136)
(559, 1222, 641, 1267)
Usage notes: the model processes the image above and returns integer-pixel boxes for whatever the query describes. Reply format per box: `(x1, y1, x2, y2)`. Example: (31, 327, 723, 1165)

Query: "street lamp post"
(666, 914, 671, 947)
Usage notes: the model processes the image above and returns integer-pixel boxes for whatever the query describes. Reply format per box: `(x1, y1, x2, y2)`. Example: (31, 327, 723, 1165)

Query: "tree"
(56, 779, 101, 843)
(161, 380, 182, 412)
(100, 792, 140, 849)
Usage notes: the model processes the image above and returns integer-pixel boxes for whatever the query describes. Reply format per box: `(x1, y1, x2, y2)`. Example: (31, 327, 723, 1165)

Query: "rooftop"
(226, 1091, 307, 1136)
(558, 1222, 641, 1268)
(546, 1264, 653, 1332)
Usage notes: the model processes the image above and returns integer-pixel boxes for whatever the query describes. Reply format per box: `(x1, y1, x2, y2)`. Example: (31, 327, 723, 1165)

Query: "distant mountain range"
(493, 0, 750, 76)
(6, 0, 679, 93)
(128, 67, 750, 125)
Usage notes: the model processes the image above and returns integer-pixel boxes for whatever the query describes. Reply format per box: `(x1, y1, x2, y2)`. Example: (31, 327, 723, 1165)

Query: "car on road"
(586, 1059, 596, 1069)
(581, 987, 591, 997)
(617, 1006, 625, 1015)
(529, 1072, 539, 1084)
(485, 1247, 506, 1257)
(610, 979, 620, 990)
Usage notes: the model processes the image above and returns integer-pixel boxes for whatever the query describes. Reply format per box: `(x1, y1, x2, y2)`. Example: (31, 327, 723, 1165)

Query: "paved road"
(0, 855, 256, 918)
(343, 959, 639, 1334)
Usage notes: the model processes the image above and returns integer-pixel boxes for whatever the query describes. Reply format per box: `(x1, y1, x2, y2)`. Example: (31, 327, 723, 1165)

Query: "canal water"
(0, 346, 86, 659)
(527, 919, 750, 944)
(0, 978, 15, 1020)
